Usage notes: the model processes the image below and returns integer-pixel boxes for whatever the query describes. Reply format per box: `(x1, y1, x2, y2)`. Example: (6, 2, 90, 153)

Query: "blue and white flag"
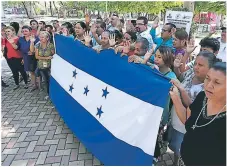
(50, 34, 171, 166)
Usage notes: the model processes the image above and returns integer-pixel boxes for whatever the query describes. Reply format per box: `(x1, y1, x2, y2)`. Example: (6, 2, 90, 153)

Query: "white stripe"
(51, 54, 163, 156)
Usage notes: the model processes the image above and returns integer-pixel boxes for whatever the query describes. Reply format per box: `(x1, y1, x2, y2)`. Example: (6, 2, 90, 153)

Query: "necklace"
(192, 98, 226, 130)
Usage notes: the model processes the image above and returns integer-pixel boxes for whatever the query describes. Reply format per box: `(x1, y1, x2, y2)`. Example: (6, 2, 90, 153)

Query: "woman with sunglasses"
(3, 26, 28, 90)
(18, 26, 39, 91)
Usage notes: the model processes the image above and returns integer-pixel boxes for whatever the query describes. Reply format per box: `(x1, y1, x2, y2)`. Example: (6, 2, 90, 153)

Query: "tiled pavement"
(1, 58, 174, 166)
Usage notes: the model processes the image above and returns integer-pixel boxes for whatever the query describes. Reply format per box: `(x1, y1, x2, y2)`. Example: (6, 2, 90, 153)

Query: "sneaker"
(45, 96, 49, 100)
(2, 82, 9, 87)
(24, 84, 28, 89)
(13, 85, 20, 90)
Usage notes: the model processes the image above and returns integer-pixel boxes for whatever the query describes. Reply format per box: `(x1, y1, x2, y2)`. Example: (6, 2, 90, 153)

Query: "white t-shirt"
(216, 39, 226, 62)
(171, 69, 204, 133)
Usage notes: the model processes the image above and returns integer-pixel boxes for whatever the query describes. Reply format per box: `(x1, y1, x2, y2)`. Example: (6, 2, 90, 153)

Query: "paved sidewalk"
(1, 58, 174, 166)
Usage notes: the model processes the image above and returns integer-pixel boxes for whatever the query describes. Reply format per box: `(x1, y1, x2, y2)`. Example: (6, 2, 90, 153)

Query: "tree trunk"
(53, 1, 58, 14)
(33, 2, 37, 15)
(44, 1, 47, 15)
(22, 1, 33, 18)
(50, 1, 53, 16)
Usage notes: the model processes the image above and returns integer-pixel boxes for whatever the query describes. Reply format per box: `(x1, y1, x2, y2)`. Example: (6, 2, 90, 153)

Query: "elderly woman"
(3, 26, 28, 90)
(35, 31, 55, 99)
(18, 26, 39, 91)
(170, 62, 226, 166)
(168, 51, 219, 165)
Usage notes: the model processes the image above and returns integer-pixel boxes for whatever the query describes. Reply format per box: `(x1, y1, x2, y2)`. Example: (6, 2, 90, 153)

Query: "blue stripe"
(55, 34, 171, 107)
(50, 77, 153, 165)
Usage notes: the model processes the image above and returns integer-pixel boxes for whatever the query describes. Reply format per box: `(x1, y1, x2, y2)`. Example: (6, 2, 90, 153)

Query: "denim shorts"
(168, 125, 184, 155)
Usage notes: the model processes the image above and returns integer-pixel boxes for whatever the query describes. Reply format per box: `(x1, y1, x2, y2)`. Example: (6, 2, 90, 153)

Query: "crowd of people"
(1, 12, 226, 166)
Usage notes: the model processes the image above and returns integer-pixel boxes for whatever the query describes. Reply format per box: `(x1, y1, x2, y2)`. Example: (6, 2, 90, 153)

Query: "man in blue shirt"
(148, 22, 176, 63)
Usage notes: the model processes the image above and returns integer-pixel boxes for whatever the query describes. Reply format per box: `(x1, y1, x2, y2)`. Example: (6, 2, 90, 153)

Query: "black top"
(181, 91, 226, 166)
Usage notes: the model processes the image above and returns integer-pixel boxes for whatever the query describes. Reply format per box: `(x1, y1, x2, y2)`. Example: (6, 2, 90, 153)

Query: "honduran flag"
(50, 34, 171, 165)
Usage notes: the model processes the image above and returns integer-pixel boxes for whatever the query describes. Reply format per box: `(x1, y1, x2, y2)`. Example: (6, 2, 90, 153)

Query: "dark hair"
(10, 22, 20, 34)
(22, 26, 32, 31)
(96, 16, 103, 22)
(211, 62, 226, 75)
(166, 23, 176, 32)
(199, 37, 220, 53)
(120, 19, 125, 24)
(61, 22, 75, 36)
(75, 21, 87, 30)
(157, 46, 174, 68)
(175, 29, 188, 40)
(39, 21, 46, 25)
(197, 51, 221, 68)
(125, 31, 137, 42)
(114, 30, 123, 40)
(137, 17, 148, 25)
(53, 20, 59, 23)
(45, 25, 53, 30)
(131, 20, 136, 27)
(112, 13, 119, 17)
(136, 37, 149, 51)
(221, 27, 226, 31)
(97, 22, 106, 31)
(30, 19, 38, 25)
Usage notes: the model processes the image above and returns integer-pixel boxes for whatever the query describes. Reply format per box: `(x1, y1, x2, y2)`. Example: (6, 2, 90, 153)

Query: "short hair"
(125, 31, 137, 42)
(10, 22, 19, 34)
(30, 19, 38, 25)
(199, 37, 220, 53)
(96, 16, 103, 22)
(39, 31, 51, 40)
(211, 62, 226, 75)
(53, 20, 59, 23)
(165, 23, 176, 32)
(75, 21, 87, 30)
(137, 16, 148, 25)
(5, 26, 16, 32)
(39, 21, 46, 25)
(45, 25, 53, 30)
(102, 31, 110, 37)
(112, 13, 119, 17)
(221, 27, 226, 32)
(197, 50, 221, 68)
(174, 29, 188, 40)
(136, 37, 149, 51)
(22, 25, 32, 31)
(97, 22, 106, 31)
(114, 30, 123, 40)
(157, 46, 174, 68)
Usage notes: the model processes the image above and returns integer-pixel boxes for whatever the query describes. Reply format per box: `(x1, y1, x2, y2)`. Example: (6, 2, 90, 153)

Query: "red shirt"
(5, 37, 22, 59)
(31, 29, 37, 36)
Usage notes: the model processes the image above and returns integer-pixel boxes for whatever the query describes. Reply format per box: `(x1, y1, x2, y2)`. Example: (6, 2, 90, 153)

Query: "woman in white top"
(168, 50, 219, 165)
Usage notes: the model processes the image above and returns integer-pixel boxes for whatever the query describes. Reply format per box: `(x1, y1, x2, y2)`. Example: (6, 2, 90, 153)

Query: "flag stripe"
(50, 77, 154, 165)
(54, 34, 171, 107)
(51, 54, 162, 156)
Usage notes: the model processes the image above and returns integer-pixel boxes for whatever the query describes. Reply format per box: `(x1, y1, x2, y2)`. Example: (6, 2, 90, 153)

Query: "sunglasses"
(161, 29, 169, 32)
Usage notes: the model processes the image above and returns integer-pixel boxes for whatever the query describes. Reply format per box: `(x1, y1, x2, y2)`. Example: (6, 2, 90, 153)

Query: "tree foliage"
(194, 1, 226, 14)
